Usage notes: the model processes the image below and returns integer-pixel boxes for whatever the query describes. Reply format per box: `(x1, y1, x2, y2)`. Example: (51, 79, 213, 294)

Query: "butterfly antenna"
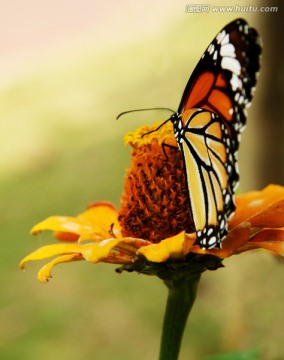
(116, 107, 175, 120)
(140, 118, 172, 138)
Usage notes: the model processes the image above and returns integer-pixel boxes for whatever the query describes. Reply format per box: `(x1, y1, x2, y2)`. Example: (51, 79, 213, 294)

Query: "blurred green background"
(0, 0, 283, 359)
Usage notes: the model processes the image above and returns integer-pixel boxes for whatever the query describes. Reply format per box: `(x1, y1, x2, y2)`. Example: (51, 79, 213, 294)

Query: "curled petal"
(38, 254, 83, 283)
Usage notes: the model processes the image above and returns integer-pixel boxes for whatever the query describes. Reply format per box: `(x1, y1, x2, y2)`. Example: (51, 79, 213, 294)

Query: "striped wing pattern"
(175, 109, 237, 248)
(170, 19, 261, 249)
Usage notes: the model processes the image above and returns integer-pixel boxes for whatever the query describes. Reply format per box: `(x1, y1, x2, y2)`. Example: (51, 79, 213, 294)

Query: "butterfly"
(145, 18, 261, 249)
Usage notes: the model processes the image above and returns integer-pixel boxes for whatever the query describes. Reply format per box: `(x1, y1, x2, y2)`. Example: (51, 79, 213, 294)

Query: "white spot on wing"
(238, 95, 244, 104)
(221, 57, 241, 75)
(220, 43, 236, 58)
(221, 33, 230, 45)
(207, 228, 214, 236)
(230, 73, 242, 91)
(208, 236, 217, 246)
(216, 30, 226, 44)
(208, 43, 215, 54)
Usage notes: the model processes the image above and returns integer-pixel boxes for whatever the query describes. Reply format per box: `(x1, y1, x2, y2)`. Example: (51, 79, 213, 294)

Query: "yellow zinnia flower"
(20, 120, 284, 282)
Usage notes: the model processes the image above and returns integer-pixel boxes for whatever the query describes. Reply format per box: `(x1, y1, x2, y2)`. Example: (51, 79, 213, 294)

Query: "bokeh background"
(0, 0, 283, 359)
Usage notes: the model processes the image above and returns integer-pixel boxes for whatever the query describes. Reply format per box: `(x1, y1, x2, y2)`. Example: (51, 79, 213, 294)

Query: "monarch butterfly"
(157, 18, 261, 250)
(121, 18, 261, 249)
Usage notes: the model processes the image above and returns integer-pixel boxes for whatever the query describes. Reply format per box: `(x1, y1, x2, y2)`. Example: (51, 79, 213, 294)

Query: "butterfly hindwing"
(173, 109, 236, 248)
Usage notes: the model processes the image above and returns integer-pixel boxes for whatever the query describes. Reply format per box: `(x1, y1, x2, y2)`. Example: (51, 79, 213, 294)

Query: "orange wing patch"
(186, 72, 215, 109)
(208, 89, 233, 121)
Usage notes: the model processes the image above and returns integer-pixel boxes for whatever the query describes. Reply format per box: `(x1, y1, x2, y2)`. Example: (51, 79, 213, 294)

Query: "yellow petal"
(37, 254, 83, 283)
(20, 243, 83, 269)
(78, 202, 121, 238)
(137, 232, 188, 262)
(31, 203, 122, 241)
(81, 236, 151, 263)
(31, 216, 90, 236)
(81, 238, 123, 263)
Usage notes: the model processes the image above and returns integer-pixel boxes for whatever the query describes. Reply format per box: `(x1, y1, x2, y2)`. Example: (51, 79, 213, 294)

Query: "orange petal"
(247, 241, 284, 256)
(53, 231, 80, 242)
(230, 185, 284, 229)
(246, 228, 284, 256)
(248, 200, 284, 228)
(250, 228, 284, 243)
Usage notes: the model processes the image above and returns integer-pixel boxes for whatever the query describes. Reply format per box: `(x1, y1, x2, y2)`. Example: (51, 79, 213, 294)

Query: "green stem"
(159, 272, 201, 360)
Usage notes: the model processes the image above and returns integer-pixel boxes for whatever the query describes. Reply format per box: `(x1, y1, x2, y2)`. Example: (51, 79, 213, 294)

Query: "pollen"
(118, 120, 194, 243)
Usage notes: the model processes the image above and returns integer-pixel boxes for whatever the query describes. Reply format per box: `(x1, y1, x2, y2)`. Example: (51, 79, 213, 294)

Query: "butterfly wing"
(178, 109, 237, 248)
(176, 19, 261, 248)
(179, 18, 261, 132)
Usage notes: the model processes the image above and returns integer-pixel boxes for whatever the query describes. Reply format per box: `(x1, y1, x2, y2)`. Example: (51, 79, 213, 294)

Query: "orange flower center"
(118, 120, 194, 243)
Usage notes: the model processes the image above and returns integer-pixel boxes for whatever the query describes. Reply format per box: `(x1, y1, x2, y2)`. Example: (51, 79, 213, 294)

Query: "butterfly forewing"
(178, 18, 261, 132)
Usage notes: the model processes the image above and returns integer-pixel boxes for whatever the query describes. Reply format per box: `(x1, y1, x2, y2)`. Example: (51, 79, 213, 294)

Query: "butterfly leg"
(155, 142, 179, 176)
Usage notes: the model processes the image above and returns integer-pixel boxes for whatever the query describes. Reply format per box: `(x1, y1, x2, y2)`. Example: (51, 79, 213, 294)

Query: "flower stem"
(159, 272, 201, 360)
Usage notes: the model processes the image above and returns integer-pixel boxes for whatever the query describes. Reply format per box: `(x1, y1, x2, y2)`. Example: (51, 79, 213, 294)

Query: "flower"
(20, 120, 284, 282)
